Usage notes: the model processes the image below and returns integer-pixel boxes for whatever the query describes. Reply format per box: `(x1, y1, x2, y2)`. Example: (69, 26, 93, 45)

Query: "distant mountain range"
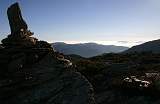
(124, 39, 160, 53)
(52, 42, 129, 57)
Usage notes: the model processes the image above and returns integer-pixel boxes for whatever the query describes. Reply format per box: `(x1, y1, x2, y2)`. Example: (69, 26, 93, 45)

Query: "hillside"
(124, 39, 160, 53)
(52, 42, 129, 57)
(70, 52, 160, 104)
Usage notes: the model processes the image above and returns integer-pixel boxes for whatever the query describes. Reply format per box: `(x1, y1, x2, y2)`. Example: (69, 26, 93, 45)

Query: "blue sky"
(0, 0, 160, 47)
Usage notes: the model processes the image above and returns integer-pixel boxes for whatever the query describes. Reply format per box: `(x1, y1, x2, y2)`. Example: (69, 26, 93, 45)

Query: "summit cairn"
(2, 3, 37, 47)
(0, 3, 54, 78)
(0, 3, 95, 104)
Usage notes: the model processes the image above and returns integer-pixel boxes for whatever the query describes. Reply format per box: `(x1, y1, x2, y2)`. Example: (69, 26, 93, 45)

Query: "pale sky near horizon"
(0, 0, 160, 47)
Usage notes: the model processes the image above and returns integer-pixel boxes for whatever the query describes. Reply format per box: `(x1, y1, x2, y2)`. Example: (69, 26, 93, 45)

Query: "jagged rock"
(35, 41, 52, 49)
(2, 3, 37, 47)
(7, 3, 28, 34)
(0, 2, 95, 104)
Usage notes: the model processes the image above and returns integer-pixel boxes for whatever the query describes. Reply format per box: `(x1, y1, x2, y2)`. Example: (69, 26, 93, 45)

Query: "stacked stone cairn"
(0, 3, 63, 80)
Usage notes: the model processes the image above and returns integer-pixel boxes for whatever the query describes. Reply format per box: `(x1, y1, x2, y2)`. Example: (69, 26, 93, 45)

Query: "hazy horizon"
(53, 40, 146, 47)
(0, 0, 160, 47)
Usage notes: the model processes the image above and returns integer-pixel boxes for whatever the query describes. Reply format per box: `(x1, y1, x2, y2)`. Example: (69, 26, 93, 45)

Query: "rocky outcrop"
(2, 3, 37, 47)
(0, 2, 95, 104)
(0, 52, 95, 104)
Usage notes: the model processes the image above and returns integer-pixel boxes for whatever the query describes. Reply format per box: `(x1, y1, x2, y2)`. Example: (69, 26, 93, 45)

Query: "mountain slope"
(52, 42, 129, 57)
(124, 39, 160, 53)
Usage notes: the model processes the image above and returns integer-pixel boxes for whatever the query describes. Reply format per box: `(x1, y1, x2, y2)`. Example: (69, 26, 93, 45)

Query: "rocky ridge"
(0, 3, 95, 104)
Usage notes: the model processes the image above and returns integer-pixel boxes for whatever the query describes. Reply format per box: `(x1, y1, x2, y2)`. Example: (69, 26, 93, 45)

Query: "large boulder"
(0, 52, 95, 104)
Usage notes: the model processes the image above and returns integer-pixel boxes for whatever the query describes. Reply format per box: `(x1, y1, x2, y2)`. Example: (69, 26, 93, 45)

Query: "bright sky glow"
(0, 0, 160, 47)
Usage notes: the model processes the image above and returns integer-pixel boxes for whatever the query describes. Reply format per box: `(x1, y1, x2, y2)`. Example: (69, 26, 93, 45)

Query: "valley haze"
(52, 42, 129, 57)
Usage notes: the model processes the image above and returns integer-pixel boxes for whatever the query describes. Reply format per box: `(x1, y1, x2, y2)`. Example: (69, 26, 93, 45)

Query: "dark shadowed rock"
(0, 52, 95, 104)
(0, 2, 95, 104)
(7, 3, 28, 34)
(0, 44, 4, 49)
(2, 2, 37, 47)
